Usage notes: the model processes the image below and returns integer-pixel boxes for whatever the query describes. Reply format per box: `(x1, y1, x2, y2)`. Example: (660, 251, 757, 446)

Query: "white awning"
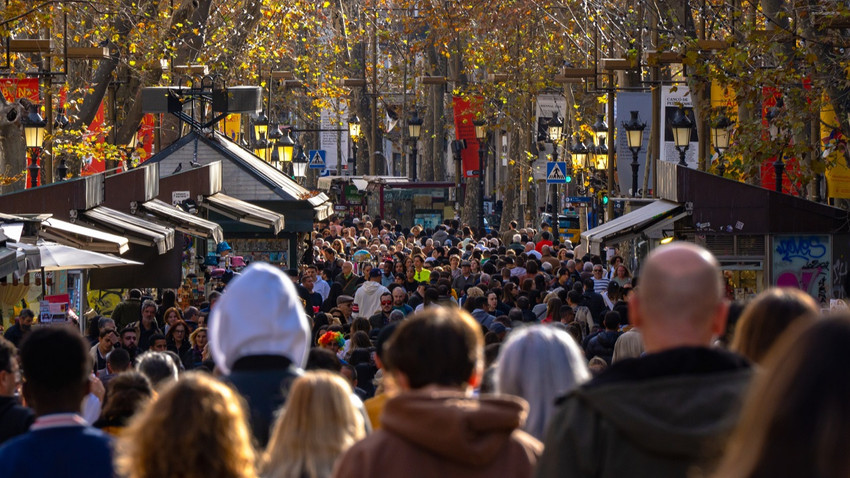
(82, 206, 175, 255)
(201, 193, 285, 234)
(141, 199, 224, 244)
(582, 200, 685, 254)
(40, 217, 130, 255)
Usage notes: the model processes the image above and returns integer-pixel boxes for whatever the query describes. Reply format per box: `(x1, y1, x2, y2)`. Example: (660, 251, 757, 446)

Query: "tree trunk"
(0, 101, 27, 193)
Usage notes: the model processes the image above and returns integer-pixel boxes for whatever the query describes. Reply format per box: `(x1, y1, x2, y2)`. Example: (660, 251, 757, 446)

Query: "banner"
(660, 86, 698, 167)
(614, 92, 652, 195)
(452, 96, 482, 178)
(320, 101, 350, 173)
(822, 97, 850, 198)
(0, 78, 39, 103)
(223, 114, 241, 142)
(759, 86, 799, 194)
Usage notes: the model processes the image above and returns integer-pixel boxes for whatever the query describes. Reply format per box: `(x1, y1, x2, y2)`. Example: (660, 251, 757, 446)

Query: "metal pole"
(28, 149, 41, 188)
(551, 142, 560, 243)
(678, 147, 688, 167)
(630, 149, 639, 197)
(774, 157, 784, 193)
(411, 141, 418, 181)
(370, 7, 378, 176)
(479, 138, 486, 235)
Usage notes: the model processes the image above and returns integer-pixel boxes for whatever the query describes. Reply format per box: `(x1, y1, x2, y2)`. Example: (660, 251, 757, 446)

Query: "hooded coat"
(535, 347, 752, 478)
(209, 262, 311, 446)
(352, 280, 390, 319)
(333, 389, 542, 478)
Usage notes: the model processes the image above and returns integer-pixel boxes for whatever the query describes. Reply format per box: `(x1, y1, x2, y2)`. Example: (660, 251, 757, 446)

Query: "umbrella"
(34, 241, 143, 272)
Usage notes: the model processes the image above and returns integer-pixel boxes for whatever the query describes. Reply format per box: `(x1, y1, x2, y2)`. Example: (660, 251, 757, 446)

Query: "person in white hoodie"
(352, 269, 390, 319)
(209, 262, 311, 447)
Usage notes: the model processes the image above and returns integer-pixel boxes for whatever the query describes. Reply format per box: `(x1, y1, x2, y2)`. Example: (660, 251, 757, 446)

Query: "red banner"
(453, 96, 483, 178)
(760, 86, 801, 194)
(0, 78, 39, 103)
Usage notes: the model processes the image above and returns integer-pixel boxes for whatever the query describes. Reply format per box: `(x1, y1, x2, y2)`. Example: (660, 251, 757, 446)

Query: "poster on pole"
(660, 86, 698, 168)
(320, 101, 350, 174)
(615, 92, 653, 196)
(453, 96, 483, 178)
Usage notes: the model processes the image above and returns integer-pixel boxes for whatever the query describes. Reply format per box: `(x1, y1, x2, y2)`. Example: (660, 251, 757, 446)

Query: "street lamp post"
(22, 103, 46, 188)
(670, 106, 693, 167)
(766, 106, 784, 193)
(711, 113, 733, 178)
(547, 111, 564, 244)
(474, 118, 487, 236)
(292, 146, 308, 183)
(623, 111, 646, 197)
(348, 115, 361, 175)
(273, 127, 295, 171)
(252, 110, 269, 161)
(407, 111, 423, 181)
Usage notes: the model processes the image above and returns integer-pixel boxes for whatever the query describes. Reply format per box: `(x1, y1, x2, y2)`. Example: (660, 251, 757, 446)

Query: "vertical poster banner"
(137, 114, 156, 162)
(80, 101, 107, 175)
(223, 113, 241, 142)
(0, 78, 40, 103)
(772, 235, 831, 305)
(660, 86, 698, 167)
(320, 100, 350, 174)
(821, 96, 850, 198)
(615, 92, 652, 196)
(453, 96, 482, 178)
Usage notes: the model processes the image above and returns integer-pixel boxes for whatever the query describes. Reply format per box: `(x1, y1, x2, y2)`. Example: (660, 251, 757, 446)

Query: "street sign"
(308, 150, 327, 169)
(333, 205, 347, 211)
(546, 162, 568, 184)
(567, 196, 592, 203)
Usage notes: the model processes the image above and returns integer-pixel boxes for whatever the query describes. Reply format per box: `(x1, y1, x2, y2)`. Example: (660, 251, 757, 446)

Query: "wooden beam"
(63, 47, 110, 59)
(9, 39, 54, 53)
(647, 51, 683, 65)
(284, 79, 305, 88)
(553, 75, 585, 84)
(488, 73, 509, 83)
(601, 58, 637, 70)
(336, 78, 367, 87)
(561, 67, 595, 78)
(173, 64, 209, 75)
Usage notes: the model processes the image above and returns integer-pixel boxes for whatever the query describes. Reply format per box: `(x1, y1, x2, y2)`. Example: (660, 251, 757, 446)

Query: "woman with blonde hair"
(712, 317, 850, 478)
(117, 372, 257, 478)
(263, 370, 367, 478)
(731, 287, 819, 364)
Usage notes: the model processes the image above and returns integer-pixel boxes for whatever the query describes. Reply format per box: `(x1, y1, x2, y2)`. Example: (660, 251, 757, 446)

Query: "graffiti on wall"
(772, 235, 831, 305)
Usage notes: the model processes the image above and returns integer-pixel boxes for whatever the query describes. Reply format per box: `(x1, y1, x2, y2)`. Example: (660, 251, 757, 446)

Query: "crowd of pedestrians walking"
(0, 214, 848, 477)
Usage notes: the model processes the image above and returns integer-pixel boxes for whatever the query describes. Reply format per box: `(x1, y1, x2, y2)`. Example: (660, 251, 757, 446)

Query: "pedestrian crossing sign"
(308, 150, 327, 169)
(546, 162, 567, 184)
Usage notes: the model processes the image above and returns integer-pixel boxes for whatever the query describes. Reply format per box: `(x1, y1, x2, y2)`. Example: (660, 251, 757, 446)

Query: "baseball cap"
(369, 268, 383, 278)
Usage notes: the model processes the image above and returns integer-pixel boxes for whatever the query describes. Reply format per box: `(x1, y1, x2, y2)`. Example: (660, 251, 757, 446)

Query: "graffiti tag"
(775, 236, 827, 262)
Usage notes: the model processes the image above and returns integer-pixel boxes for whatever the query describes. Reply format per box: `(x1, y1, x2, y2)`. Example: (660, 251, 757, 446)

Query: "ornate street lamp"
(21, 103, 46, 188)
(623, 111, 646, 197)
(474, 117, 487, 236)
(766, 105, 784, 192)
(571, 135, 588, 171)
(592, 114, 608, 149)
(711, 113, 733, 177)
(292, 146, 308, 181)
(670, 106, 693, 167)
(407, 110, 423, 181)
(253, 110, 269, 160)
(349, 114, 361, 175)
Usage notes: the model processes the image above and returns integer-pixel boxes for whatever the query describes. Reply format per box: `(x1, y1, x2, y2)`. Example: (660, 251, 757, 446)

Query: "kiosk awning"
(582, 200, 685, 253)
(82, 206, 175, 255)
(40, 217, 130, 255)
(141, 199, 224, 244)
(201, 193, 285, 234)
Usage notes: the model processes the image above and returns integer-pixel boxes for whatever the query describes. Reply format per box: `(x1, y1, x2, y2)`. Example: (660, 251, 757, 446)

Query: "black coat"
(0, 396, 34, 446)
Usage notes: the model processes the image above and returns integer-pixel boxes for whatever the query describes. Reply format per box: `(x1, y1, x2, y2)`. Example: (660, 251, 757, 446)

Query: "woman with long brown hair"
(713, 316, 850, 478)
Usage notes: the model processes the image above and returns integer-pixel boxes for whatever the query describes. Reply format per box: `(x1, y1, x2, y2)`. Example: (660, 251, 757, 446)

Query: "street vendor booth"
(583, 161, 850, 303)
(145, 131, 331, 270)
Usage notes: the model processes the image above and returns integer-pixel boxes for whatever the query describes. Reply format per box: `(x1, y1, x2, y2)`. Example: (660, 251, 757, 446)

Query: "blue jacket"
(0, 421, 113, 478)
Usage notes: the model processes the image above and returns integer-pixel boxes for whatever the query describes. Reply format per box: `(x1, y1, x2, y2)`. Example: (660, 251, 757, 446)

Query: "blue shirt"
(0, 413, 114, 478)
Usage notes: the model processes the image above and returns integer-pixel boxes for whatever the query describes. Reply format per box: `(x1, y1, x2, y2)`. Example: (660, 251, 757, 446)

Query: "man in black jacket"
(0, 337, 34, 445)
(582, 278, 607, 327)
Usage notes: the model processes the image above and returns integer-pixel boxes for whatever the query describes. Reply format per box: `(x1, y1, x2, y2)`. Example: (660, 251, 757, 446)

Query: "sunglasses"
(381, 300, 392, 305)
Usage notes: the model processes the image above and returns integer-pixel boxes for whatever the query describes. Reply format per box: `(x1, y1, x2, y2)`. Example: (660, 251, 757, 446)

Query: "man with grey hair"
(134, 299, 162, 352)
(135, 351, 179, 389)
(537, 243, 752, 478)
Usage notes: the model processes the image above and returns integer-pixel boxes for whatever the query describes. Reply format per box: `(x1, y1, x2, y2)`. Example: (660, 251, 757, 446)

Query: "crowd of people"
(0, 214, 848, 478)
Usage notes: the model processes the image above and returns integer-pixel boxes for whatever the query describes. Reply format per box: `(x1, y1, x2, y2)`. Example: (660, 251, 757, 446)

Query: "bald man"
(536, 243, 753, 478)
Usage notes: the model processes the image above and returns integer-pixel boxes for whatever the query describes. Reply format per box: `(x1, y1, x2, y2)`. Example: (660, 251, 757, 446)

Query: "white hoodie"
(352, 280, 389, 319)
(210, 262, 311, 374)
